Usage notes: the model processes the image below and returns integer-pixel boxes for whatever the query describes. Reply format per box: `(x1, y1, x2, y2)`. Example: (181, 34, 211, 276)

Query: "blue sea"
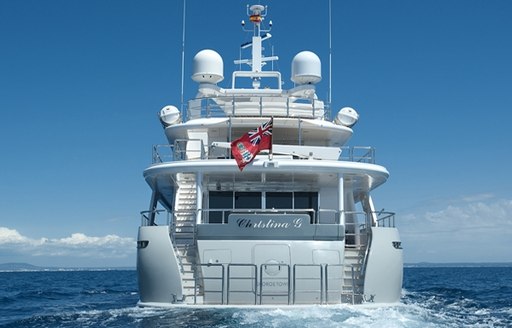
(1, 267, 511, 327)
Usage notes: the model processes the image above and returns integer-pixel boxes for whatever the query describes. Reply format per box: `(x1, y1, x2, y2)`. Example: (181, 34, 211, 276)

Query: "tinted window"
(235, 192, 261, 209)
(209, 191, 232, 223)
(266, 192, 292, 209)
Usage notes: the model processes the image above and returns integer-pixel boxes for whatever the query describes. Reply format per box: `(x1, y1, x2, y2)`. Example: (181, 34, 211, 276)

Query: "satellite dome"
(335, 107, 359, 127)
(192, 49, 224, 84)
(291, 51, 322, 85)
(159, 105, 181, 126)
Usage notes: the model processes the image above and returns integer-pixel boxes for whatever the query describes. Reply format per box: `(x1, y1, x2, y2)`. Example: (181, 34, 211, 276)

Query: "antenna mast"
(235, 5, 277, 89)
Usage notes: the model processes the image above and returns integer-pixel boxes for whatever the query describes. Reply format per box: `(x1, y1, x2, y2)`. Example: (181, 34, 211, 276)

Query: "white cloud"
(460, 193, 495, 203)
(57, 233, 133, 247)
(0, 227, 135, 264)
(402, 197, 512, 234)
(0, 227, 47, 246)
(0, 227, 30, 244)
(400, 196, 512, 262)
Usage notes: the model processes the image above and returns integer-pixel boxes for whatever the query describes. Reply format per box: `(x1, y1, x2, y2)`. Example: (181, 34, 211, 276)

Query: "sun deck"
(185, 92, 327, 122)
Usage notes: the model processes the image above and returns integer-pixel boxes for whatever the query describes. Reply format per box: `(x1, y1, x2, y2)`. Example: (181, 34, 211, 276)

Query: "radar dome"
(159, 105, 181, 126)
(291, 51, 322, 85)
(192, 49, 224, 84)
(335, 107, 359, 127)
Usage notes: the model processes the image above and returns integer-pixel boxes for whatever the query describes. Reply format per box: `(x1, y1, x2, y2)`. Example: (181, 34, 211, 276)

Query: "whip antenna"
(328, 0, 332, 107)
(180, 0, 186, 113)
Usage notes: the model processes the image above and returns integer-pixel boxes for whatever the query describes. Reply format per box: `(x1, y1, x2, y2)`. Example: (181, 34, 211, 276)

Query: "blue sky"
(1, 0, 511, 267)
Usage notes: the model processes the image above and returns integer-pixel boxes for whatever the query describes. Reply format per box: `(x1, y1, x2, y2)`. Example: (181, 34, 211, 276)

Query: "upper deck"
(183, 83, 327, 122)
(159, 5, 360, 149)
(144, 143, 388, 213)
(152, 143, 376, 165)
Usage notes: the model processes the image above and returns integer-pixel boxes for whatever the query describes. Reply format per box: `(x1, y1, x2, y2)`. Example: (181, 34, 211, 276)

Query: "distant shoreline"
(0, 262, 135, 272)
(1, 262, 511, 272)
(405, 262, 512, 268)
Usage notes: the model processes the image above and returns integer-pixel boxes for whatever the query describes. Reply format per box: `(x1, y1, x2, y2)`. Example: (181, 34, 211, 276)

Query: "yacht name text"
(236, 218, 303, 229)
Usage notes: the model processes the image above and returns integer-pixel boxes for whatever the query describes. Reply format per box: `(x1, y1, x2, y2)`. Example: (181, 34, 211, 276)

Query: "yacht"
(137, 4, 403, 307)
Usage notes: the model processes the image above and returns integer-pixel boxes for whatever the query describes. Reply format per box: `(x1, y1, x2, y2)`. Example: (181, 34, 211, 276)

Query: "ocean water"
(0, 267, 511, 327)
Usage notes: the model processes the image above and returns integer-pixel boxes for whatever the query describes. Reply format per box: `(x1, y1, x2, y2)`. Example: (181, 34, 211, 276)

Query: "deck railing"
(376, 211, 396, 227)
(293, 264, 324, 304)
(196, 263, 225, 305)
(190, 262, 335, 305)
(139, 209, 395, 229)
(201, 208, 319, 225)
(340, 146, 375, 163)
(227, 264, 258, 305)
(140, 209, 168, 226)
(185, 95, 330, 122)
(151, 143, 375, 164)
(187, 262, 380, 305)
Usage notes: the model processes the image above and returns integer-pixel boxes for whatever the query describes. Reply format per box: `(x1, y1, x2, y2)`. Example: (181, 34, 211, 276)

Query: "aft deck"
(138, 209, 396, 305)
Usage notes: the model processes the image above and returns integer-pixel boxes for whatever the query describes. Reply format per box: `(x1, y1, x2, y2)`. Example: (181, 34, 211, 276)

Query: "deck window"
(295, 192, 318, 222)
(294, 192, 318, 211)
(266, 192, 292, 209)
(207, 191, 318, 223)
(235, 192, 261, 209)
(208, 191, 233, 223)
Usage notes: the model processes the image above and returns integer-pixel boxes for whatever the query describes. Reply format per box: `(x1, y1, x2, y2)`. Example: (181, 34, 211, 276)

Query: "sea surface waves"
(0, 267, 511, 327)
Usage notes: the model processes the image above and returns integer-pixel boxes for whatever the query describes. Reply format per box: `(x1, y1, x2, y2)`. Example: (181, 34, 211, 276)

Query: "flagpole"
(269, 117, 273, 161)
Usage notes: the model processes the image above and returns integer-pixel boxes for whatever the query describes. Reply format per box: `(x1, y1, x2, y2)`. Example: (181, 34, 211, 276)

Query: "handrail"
(259, 263, 291, 305)
(356, 211, 396, 229)
(340, 146, 375, 163)
(200, 208, 317, 224)
(227, 263, 258, 305)
(360, 230, 372, 289)
(186, 262, 350, 305)
(177, 258, 410, 305)
(324, 264, 344, 304)
(174, 139, 206, 161)
(139, 209, 167, 226)
(140, 209, 396, 229)
(350, 265, 356, 304)
(376, 212, 396, 227)
(151, 143, 376, 164)
(292, 264, 323, 305)
(196, 263, 224, 305)
(186, 95, 329, 121)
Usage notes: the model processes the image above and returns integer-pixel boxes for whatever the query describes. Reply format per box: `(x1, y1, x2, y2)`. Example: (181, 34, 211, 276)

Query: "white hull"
(136, 3, 403, 307)
(137, 224, 402, 306)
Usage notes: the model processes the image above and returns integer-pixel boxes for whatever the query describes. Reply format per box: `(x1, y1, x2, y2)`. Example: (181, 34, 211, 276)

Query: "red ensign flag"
(231, 118, 273, 171)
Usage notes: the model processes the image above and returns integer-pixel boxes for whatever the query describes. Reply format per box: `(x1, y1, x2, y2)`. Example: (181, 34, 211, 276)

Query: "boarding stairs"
(341, 246, 366, 304)
(173, 173, 200, 301)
